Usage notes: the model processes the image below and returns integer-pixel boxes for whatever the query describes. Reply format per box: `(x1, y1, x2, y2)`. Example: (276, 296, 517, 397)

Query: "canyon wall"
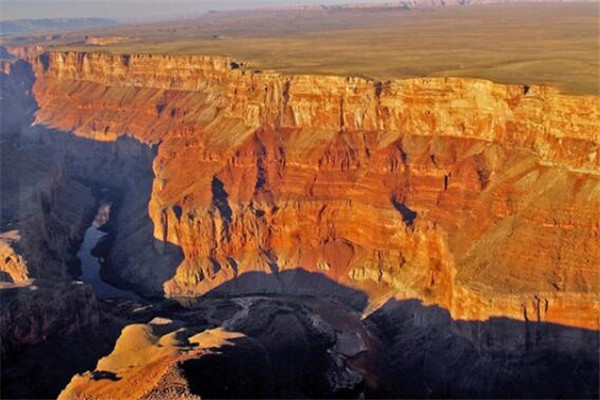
(0, 60, 103, 362)
(23, 50, 600, 331)
(1, 58, 98, 284)
(1, 55, 181, 293)
(0, 282, 99, 359)
(0, 58, 182, 399)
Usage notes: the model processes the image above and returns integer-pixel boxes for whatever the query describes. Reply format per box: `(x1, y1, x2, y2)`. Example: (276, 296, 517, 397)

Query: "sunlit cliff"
(21, 50, 600, 331)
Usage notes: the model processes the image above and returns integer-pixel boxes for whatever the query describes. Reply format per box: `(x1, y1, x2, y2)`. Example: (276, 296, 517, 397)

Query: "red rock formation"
(58, 319, 238, 400)
(25, 51, 600, 330)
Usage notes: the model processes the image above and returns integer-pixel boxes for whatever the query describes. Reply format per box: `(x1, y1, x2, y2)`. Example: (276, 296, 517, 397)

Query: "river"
(77, 204, 138, 299)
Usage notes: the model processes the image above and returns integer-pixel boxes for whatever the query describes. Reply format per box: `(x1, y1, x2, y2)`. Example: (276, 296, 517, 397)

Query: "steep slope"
(24, 50, 600, 331)
(0, 60, 102, 361)
(0, 57, 173, 399)
(59, 296, 382, 400)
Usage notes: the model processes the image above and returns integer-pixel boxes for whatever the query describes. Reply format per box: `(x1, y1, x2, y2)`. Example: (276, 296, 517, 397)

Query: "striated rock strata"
(22, 50, 600, 331)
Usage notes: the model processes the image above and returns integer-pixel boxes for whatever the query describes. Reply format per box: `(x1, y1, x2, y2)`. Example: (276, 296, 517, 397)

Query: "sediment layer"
(10, 49, 600, 331)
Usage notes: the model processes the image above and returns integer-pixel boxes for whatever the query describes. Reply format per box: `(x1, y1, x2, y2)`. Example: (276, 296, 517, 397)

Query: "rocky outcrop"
(58, 318, 224, 400)
(29, 52, 599, 169)
(57, 294, 599, 400)
(0, 60, 97, 284)
(59, 295, 383, 400)
(0, 160, 96, 282)
(366, 298, 599, 398)
(0, 59, 37, 138)
(0, 282, 100, 358)
(0, 231, 29, 284)
(2, 53, 180, 293)
(22, 50, 599, 331)
(0, 57, 106, 381)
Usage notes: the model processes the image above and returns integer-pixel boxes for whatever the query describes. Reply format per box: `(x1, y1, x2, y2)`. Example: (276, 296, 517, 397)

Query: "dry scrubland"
(29, 3, 600, 95)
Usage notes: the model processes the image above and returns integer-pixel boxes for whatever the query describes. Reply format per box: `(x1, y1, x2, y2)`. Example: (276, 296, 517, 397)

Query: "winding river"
(77, 204, 138, 299)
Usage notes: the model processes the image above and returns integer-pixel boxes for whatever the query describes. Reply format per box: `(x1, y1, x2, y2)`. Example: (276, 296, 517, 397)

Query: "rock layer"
(19, 50, 600, 330)
(59, 296, 382, 400)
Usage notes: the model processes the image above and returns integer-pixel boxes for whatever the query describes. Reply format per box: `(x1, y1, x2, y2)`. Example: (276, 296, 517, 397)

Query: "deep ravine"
(77, 203, 138, 300)
(1, 48, 599, 400)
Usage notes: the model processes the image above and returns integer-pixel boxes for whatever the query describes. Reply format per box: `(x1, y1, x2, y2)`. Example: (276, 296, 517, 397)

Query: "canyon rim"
(1, 1, 599, 399)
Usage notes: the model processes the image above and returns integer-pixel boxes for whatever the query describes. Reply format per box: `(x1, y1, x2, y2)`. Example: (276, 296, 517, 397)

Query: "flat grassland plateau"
(25, 2, 600, 95)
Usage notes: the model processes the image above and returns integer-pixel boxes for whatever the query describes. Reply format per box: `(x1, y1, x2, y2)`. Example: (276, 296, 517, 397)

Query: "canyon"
(27, 50, 600, 328)
(0, 41, 599, 399)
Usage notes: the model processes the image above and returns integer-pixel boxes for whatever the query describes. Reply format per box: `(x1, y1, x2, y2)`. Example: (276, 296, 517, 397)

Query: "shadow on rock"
(174, 271, 599, 399)
(202, 268, 369, 311)
(366, 298, 600, 399)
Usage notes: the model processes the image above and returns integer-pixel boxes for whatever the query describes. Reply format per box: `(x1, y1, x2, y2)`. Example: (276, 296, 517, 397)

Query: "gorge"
(78, 203, 138, 300)
(0, 43, 599, 399)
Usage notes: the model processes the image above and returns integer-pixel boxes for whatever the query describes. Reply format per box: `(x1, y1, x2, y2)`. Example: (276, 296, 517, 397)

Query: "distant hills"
(0, 18, 117, 36)
(209, 0, 600, 15)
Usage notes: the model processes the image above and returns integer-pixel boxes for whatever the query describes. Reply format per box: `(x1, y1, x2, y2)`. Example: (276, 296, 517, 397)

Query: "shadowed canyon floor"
(1, 3, 599, 397)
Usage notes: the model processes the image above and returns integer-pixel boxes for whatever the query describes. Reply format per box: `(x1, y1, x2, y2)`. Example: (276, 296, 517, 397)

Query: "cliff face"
(0, 59, 105, 366)
(28, 51, 600, 330)
(0, 59, 97, 284)
(0, 282, 100, 359)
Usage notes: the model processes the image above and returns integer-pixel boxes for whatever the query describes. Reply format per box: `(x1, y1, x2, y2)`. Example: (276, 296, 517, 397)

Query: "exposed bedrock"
(1, 60, 102, 368)
(1, 59, 94, 284)
(59, 293, 378, 400)
(58, 275, 599, 399)
(0, 282, 99, 359)
(1, 49, 598, 398)
(1, 57, 182, 295)
(0, 56, 181, 398)
(367, 298, 599, 399)
(23, 50, 600, 331)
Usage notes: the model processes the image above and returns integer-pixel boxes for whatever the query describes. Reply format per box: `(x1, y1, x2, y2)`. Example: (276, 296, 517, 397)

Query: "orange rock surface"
(26, 51, 600, 330)
(59, 319, 242, 400)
